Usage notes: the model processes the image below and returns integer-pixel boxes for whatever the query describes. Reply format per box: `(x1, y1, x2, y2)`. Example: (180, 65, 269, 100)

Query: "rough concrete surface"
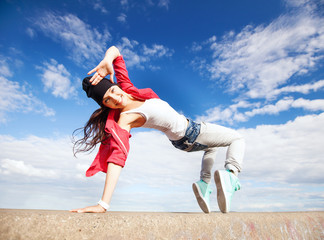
(0, 209, 323, 240)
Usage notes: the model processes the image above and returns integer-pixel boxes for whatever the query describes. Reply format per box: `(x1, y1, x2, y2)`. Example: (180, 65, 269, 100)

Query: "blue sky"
(0, 0, 323, 212)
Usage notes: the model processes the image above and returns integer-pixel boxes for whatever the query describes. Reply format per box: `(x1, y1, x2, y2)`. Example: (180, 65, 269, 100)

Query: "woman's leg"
(200, 147, 217, 183)
(195, 122, 245, 182)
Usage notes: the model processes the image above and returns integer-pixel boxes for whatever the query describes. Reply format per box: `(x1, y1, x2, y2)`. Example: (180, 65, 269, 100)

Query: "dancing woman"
(70, 46, 244, 214)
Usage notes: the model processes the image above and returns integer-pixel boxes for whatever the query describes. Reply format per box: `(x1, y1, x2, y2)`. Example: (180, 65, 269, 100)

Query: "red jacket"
(86, 56, 159, 177)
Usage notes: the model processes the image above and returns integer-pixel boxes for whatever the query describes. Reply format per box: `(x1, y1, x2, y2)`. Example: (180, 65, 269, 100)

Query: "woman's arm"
(70, 163, 122, 213)
(88, 46, 121, 85)
(70, 118, 132, 213)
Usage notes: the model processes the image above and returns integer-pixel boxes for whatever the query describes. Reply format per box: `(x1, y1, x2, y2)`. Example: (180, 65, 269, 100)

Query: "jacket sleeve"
(85, 123, 131, 177)
(113, 56, 135, 92)
(113, 56, 160, 99)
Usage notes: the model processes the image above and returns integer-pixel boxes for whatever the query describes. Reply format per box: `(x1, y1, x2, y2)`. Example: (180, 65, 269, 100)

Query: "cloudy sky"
(0, 0, 323, 212)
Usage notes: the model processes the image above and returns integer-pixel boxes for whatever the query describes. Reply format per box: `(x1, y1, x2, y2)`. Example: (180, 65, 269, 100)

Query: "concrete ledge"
(0, 209, 323, 239)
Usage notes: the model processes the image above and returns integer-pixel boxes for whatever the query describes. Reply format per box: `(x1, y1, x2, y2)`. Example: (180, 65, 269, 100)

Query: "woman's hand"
(71, 163, 122, 214)
(88, 46, 121, 85)
(69, 204, 106, 213)
(88, 57, 114, 85)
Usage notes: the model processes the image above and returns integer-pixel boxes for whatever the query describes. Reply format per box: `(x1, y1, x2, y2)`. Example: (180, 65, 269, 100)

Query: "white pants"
(195, 122, 245, 183)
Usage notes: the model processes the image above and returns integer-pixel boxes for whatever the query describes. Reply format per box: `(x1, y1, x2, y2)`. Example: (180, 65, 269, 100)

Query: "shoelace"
(227, 170, 241, 192)
(233, 180, 241, 191)
(203, 186, 212, 196)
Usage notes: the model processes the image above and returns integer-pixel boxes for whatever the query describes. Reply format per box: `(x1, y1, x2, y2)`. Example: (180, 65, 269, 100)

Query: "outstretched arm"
(88, 46, 121, 85)
(70, 163, 122, 213)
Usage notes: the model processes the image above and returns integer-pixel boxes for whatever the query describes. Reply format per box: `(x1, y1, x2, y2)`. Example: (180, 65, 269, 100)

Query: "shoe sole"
(192, 183, 210, 214)
(214, 170, 228, 213)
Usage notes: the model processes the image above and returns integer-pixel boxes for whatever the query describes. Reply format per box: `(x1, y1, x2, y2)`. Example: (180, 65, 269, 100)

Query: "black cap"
(82, 77, 116, 106)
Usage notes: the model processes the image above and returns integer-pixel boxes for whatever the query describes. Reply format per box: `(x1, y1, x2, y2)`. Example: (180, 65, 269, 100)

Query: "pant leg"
(200, 147, 217, 183)
(195, 122, 245, 182)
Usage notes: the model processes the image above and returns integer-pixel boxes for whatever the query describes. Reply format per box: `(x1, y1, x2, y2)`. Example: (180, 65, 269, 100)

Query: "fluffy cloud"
(143, 44, 173, 58)
(1, 113, 323, 211)
(120, 0, 170, 10)
(0, 134, 100, 210)
(245, 97, 324, 117)
(271, 79, 324, 98)
(0, 159, 57, 179)
(0, 56, 55, 123)
(192, 1, 324, 100)
(0, 58, 12, 77)
(93, 0, 108, 14)
(25, 27, 36, 39)
(189, 1, 324, 128)
(120, 0, 128, 7)
(242, 113, 324, 179)
(38, 59, 77, 99)
(0, 76, 55, 123)
(34, 12, 111, 66)
(229, 112, 324, 212)
(158, 0, 170, 9)
(33, 12, 173, 70)
(116, 37, 174, 69)
(197, 96, 324, 125)
(117, 13, 127, 23)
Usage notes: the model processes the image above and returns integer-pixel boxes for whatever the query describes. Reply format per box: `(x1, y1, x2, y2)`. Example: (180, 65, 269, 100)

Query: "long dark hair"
(72, 107, 110, 156)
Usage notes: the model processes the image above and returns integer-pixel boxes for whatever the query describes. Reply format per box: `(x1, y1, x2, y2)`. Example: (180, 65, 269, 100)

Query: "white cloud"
(233, 184, 322, 212)
(246, 97, 322, 116)
(292, 98, 324, 111)
(143, 44, 173, 58)
(0, 57, 55, 123)
(192, 1, 324, 100)
(285, 0, 313, 8)
(0, 58, 12, 77)
(116, 37, 141, 67)
(34, 12, 111, 66)
(120, 0, 128, 7)
(33, 13, 173, 70)
(117, 13, 127, 23)
(245, 97, 324, 117)
(38, 59, 77, 99)
(196, 106, 236, 125)
(123, 131, 202, 187)
(117, 37, 174, 69)
(246, 98, 293, 117)
(120, 0, 170, 11)
(158, 0, 170, 9)
(0, 159, 57, 178)
(271, 79, 324, 98)
(26, 27, 36, 39)
(0, 113, 323, 211)
(240, 113, 324, 184)
(197, 97, 324, 124)
(190, 42, 203, 52)
(0, 76, 55, 123)
(0, 135, 95, 182)
(0, 134, 102, 210)
(93, 1, 108, 14)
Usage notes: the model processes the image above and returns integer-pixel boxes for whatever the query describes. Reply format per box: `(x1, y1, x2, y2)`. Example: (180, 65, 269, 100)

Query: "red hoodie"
(85, 56, 159, 177)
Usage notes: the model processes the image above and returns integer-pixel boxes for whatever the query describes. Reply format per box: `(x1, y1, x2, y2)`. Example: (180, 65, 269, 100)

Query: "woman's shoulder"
(118, 110, 146, 130)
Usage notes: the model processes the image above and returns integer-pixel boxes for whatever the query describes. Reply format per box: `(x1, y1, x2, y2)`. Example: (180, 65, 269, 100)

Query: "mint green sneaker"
(214, 170, 241, 213)
(192, 180, 212, 213)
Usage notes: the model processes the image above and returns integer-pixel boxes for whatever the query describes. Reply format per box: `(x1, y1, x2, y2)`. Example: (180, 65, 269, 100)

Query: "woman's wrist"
(98, 199, 110, 211)
(105, 46, 121, 62)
